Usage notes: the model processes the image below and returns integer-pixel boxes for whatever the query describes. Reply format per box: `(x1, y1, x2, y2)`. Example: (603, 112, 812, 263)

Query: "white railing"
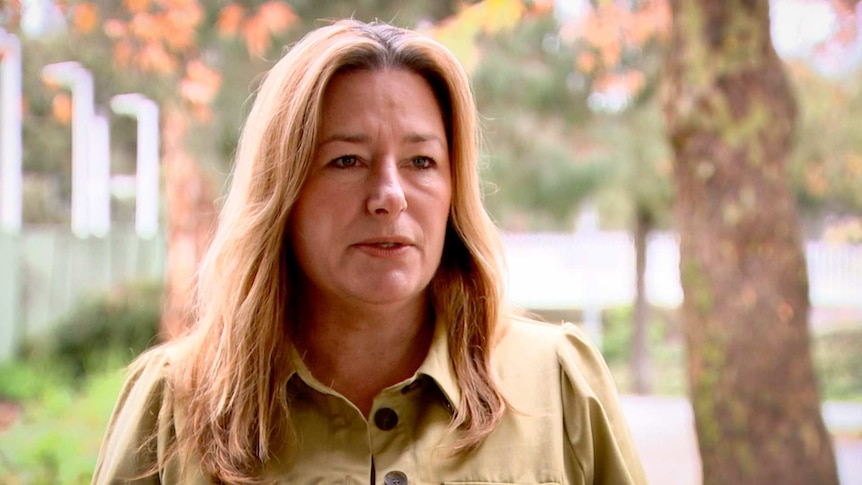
(503, 231, 862, 310)
(1, 229, 859, 361)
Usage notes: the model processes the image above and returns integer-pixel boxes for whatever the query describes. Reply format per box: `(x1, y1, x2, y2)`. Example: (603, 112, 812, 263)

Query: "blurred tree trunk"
(631, 207, 652, 394)
(662, 1, 839, 484)
(161, 104, 216, 339)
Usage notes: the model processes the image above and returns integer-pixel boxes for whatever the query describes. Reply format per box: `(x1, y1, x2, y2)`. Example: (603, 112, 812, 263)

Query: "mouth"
(357, 236, 412, 246)
(353, 237, 414, 251)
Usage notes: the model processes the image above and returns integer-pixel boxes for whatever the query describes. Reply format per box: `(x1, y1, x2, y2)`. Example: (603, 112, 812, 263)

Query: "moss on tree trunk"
(662, 1, 839, 483)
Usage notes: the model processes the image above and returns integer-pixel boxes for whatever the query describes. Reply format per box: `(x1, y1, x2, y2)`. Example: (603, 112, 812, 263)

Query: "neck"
(296, 293, 435, 417)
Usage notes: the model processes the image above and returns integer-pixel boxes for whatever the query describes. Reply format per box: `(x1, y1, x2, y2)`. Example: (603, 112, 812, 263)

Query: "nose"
(366, 161, 407, 216)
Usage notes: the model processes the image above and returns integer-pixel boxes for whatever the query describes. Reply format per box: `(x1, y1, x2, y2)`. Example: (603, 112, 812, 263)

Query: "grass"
(813, 324, 862, 402)
(0, 355, 128, 485)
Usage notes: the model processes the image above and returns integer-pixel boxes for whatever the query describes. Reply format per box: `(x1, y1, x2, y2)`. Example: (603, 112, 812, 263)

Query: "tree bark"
(662, 1, 839, 484)
(161, 104, 217, 339)
(631, 207, 652, 394)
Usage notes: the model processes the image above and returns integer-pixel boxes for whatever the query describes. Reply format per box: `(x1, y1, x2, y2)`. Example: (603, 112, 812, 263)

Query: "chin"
(347, 279, 429, 306)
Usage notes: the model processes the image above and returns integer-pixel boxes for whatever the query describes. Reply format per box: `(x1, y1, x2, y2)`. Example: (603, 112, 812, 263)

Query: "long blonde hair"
(164, 19, 507, 483)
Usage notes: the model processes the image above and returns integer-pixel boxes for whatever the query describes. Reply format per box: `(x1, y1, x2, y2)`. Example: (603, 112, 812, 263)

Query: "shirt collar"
(414, 314, 461, 412)
(286, 315, 462, 413)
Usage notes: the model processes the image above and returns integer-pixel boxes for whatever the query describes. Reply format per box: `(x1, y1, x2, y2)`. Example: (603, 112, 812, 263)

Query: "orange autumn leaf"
(428, 0, 525, 72)
(52, 93, 73, 125)
(845, 153, 862, 178)
(103, 18, 127, 39)
(113, 39, 135, 67)
(576, 51, 597, 73)
(72, 2, 99, 34)
(164, 2, 203, 31)
(125, 0, 151, 14)
(242, 15, 270, 57)
(528, 0, 555, 17)
(139, 41, 178, 75)
(622, 69, 645, 93)
(582, 6, 626, 55)
(257, 1, 297, 34)
(164, 9, 198, 51)
(189, 104, 213, 123)
(180, 59, 222, 107)
(158, 0, 199, 9)
(217, 3, 245, 36)
(628, 2, 671, 45)
(804, 164, 829, 196)
(1, 0, 23, 30)
(563, 0, 669, 80)
(129, 12, 161, 43)
(598, 39, 621, 67)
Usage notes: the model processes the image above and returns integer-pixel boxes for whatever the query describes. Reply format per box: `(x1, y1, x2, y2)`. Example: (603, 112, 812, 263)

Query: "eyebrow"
(319, 132, 446, 147)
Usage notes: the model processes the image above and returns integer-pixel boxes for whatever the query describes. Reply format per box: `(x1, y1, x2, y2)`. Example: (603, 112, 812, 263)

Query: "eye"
(410, 156, 435, 169)
(330, 155, 360, 168)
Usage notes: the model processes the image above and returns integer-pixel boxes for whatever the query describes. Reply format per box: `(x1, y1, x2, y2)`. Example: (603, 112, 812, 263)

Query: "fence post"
(0, 232, 21, 361)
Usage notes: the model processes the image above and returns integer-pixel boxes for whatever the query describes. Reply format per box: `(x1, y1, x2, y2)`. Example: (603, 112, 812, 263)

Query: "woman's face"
(289, 68, 452, 310)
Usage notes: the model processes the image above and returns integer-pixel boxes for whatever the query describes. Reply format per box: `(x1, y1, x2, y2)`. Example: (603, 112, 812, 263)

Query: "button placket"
(369, 390, 418, 485)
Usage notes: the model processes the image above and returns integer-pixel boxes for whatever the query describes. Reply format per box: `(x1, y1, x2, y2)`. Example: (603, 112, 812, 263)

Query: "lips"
(351, 236, 415, 256)
(374, 242, 401, 249)
(355, 236, 413, 247)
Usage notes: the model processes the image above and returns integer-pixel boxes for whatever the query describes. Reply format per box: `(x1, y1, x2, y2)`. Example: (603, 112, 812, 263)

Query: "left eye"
(411, 156, 434, 169)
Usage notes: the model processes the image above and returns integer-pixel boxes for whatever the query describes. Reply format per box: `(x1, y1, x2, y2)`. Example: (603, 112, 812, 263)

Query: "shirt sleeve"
(91, 349, 174, 485)
(557, 322, 649, 485)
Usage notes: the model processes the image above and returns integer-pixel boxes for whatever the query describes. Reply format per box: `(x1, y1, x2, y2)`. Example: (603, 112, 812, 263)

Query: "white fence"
(0, 228, 165, 360)
(503, 231, 862, 310)
(1, 229, 860, 362)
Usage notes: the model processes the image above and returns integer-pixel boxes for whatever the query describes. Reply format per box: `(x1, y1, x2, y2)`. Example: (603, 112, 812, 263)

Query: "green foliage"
(0, 359, 72, 403)
(814, 325, 862, 402)
(0, 358, 127, 485)
(471, 14, 602, 229)
(601, 305, 687, 395)
(589, 103, 674, 230)
(22, 280, 162, 382)
(596, 305, 862, 402)
(473, 15, 590, 123)
(0, 280, 162, 483)
(788, 63, 862, 216)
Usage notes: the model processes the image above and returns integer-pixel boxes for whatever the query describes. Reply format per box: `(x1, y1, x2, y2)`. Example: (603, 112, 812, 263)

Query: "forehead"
(318, 68, 444, 130)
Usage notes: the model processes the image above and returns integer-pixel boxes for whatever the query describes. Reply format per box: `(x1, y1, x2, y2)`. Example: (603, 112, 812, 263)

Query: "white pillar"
(42, 61, 94, 238)
(111, 94, 160, 239)
(135, 99, 159, 239)
(89, 111, 111, 237)
(0, 29, 22, 234)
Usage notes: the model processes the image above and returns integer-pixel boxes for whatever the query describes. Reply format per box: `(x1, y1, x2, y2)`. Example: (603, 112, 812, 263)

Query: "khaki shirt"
(92, 319, 647, 484)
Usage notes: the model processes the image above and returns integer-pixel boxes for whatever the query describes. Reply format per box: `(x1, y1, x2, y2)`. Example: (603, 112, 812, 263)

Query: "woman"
(93, 20, 646, 484)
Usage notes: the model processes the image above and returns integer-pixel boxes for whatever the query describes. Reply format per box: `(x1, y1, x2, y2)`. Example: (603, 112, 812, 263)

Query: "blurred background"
(0, 0, 860, 483)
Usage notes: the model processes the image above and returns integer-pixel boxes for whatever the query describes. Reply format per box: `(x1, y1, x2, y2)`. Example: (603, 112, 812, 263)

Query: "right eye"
(330, 155, 360, 168)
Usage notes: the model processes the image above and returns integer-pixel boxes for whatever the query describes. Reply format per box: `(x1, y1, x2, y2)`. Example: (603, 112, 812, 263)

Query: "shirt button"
(373, 407, 399, 431)
(383, 470, 408, 485)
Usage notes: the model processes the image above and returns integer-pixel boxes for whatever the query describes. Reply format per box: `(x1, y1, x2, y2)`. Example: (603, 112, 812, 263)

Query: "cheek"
(430, 193, 453, 249)
(288, 196, 323, 253)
